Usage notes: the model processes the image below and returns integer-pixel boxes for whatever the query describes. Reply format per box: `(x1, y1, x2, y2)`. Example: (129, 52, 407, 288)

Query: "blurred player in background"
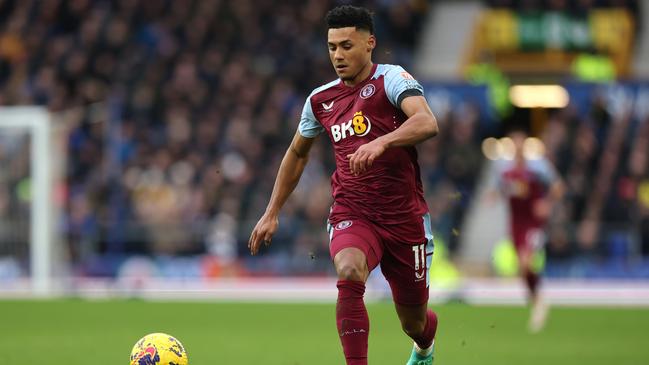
(249, 5, 439, 365)
(489, 129, 564, 332)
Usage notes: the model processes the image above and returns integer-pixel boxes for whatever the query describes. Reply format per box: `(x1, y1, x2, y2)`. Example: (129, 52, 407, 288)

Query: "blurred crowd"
(0, 0, 647, 278)
(540, 94, 649, 276)
(0, 0, 430, 276)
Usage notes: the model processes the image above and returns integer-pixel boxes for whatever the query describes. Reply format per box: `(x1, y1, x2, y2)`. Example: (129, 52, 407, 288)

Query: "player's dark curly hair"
(325, 5, 374, 35)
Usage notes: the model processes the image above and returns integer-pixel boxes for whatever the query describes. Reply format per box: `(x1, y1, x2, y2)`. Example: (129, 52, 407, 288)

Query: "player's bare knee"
(336, 262, 367, 281)
(334, 248, 368, 281)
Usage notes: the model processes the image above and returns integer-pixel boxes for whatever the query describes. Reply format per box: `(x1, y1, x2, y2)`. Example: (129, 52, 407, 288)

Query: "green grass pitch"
(0, 299, 647, 364)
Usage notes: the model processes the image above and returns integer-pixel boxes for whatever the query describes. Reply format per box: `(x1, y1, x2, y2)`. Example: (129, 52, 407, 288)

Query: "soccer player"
(248, 5, 439, 365)
(489, 129, 564, 332)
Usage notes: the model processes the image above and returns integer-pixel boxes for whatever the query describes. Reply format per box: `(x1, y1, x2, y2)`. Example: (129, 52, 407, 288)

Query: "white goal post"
(0, 107, 53, 295)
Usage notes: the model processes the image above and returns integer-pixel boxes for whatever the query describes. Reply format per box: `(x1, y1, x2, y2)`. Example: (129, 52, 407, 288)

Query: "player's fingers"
(263, 232, 273, 247)
(367, 154, 375, 168)
(364, 151, 374, 170)
(250, 239, 256, 255)
(365, 155, 374, 171)
(255, 235, 265, 254)
(358, 153, 367, 173)
(356, 148, 367, 172)
(248, 230, 257, 250)
(348, 153, 357, 175)
(361, 149, 373, 172)
(353, 154, 362, 175)
(251, 230, 263, 255)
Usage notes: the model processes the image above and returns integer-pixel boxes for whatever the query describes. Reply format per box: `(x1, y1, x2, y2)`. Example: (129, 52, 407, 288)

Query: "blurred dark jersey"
(298, 63, 428, 227)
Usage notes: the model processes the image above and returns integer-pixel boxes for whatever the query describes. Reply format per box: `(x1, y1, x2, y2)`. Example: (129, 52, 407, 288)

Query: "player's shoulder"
(528, 158, 557, 177)
(374, 63, 424, 105)
(527, 157, 551, 170)
(308, 79, 341, 101)
(375, 64, 403, 76)
(495, 159, 514, 173)
(372, 63, 410, 78)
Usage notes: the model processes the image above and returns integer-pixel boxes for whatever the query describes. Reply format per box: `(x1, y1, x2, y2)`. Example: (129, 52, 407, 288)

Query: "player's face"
(327, 27, 375, 84)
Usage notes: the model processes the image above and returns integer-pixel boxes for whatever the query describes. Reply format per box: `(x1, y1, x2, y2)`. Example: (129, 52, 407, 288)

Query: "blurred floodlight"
(523, 137, 546, 160)
(509, 85, 569, 108)
(482, 137, 502, 160)
(482, 137, 544, 160)
(500, 137, 515, 160)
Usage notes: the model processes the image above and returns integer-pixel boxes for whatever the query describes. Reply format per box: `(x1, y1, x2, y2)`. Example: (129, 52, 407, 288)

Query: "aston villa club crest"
(360, 84, 375, 99)
(335, 220, 353, 230)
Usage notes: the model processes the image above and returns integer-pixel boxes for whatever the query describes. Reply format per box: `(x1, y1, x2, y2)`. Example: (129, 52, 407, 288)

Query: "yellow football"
(130, 333, 188, 365)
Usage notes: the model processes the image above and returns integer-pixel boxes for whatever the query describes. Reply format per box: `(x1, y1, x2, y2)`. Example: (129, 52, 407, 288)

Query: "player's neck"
(515, 158, 526, 168)
(343, 61, 374, 87)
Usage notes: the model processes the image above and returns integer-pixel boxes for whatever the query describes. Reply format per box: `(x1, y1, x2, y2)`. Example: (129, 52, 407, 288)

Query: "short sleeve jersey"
(298, 64, 428, 226)
(495, 158, 559, 228)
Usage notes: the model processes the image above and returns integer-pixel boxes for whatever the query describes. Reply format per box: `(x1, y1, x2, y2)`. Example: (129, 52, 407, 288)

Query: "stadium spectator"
(0, 0, 646, 280)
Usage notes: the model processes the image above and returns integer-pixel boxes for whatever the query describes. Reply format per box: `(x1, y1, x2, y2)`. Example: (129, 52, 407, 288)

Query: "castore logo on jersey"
(322, 101, 334, 111)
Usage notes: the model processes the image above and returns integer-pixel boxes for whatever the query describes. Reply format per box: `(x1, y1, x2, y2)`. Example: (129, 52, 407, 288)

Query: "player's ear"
(367, 35, 376, 52)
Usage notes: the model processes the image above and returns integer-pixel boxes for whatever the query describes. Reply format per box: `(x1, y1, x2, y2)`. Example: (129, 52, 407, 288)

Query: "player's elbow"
(425, 114, 439, 139)
(289, 145, 310, 160)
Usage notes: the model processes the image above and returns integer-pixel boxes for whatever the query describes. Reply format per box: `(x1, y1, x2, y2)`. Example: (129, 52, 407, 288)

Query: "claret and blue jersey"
(298, 63, 429, 229)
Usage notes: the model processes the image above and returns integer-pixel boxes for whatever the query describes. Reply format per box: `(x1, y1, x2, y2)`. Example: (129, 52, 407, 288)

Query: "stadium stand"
(0, 0, 647, 281)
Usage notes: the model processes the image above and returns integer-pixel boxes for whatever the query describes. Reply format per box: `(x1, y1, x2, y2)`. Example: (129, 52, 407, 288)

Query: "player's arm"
(544, 170, 566, 212)
(248, 131, 315, 255)
(378, 95, 438, 147)
(534, 160, 566, 220)
(548, 177, 565, 202)
(484, 161, 505, 205)
(347, 95, 438, 175)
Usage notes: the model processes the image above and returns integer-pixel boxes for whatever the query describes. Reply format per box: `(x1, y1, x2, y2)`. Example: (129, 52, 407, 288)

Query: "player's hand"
(346, 139, 386, 176)
(248, 213, 279, 255)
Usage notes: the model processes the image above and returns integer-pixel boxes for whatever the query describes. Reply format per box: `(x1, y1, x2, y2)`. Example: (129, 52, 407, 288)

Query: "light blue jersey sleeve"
(298, 95, 325, 138)
(377, 64, 425, 108)
(531, 158, 559, 186)
(298, 80, 339, 138)
(488, 159, 510, 192)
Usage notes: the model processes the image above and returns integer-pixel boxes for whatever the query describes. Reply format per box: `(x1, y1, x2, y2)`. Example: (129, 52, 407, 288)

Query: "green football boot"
(406, 342, 434, 365)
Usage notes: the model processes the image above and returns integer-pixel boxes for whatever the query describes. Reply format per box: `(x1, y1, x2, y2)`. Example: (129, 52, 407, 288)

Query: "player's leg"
(395, 302, 438, 363)
(519, 245, 539, 300)
(513, 228, 539, 301)
(518, 228, 548, 332)
(334, 247, 370, 281)
(383, 252, 437, 365)
(334, 248, 370, 365)
(379, 215, 437, 364)
(329, 219, 382, 365)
